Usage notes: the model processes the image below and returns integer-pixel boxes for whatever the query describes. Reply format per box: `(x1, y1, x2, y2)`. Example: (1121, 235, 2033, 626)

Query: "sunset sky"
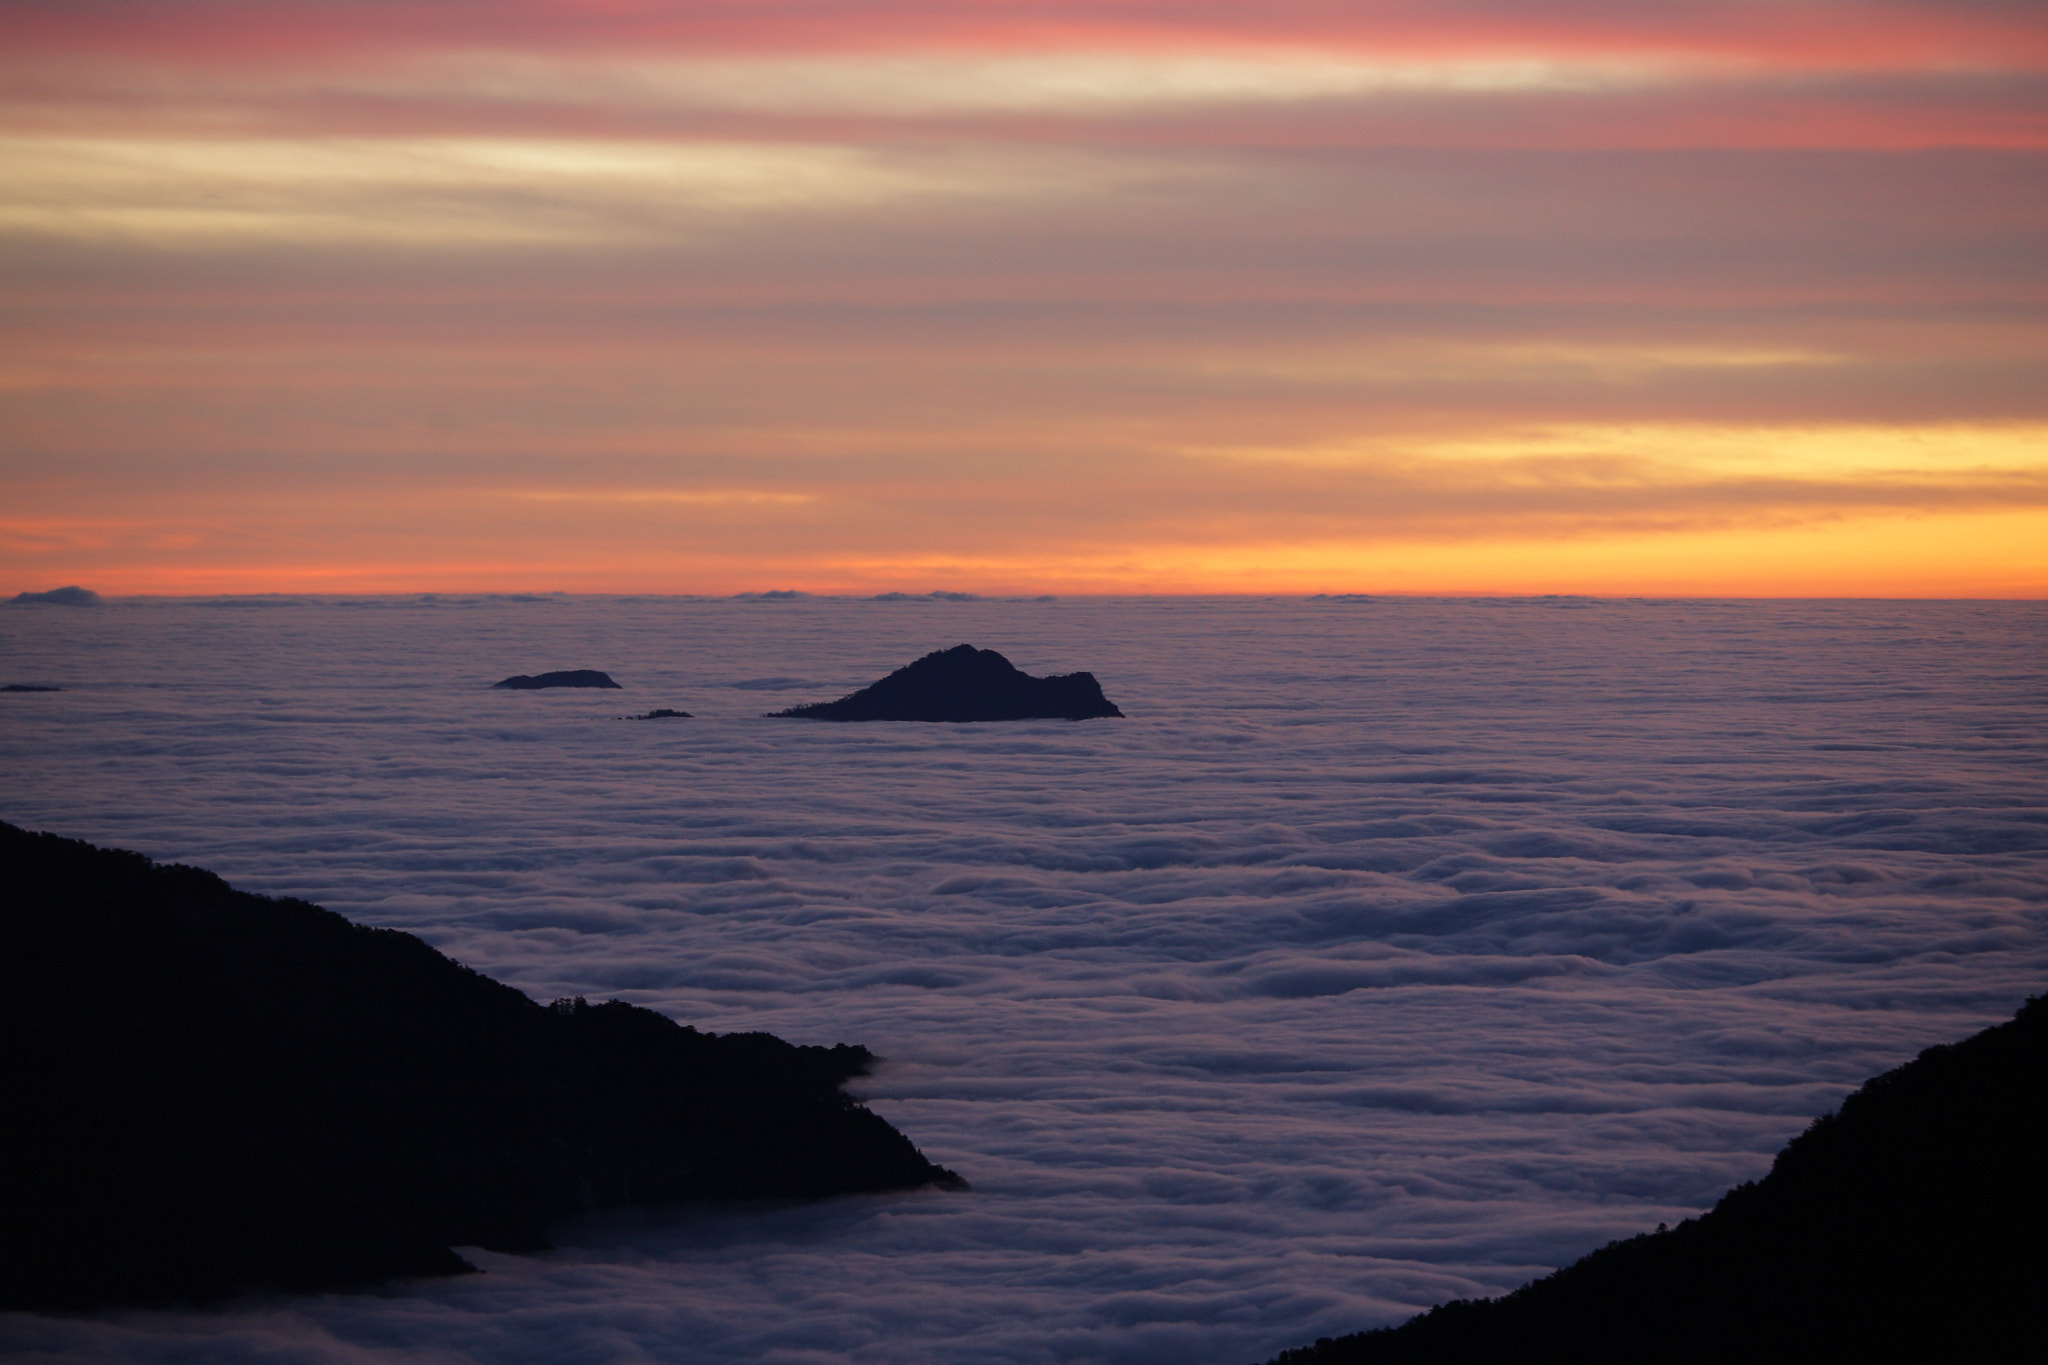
(4, 1, 2045, 596)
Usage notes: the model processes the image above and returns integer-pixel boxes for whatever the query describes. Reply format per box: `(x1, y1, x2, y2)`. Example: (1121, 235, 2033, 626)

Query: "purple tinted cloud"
(1, 595, 2042, 1362)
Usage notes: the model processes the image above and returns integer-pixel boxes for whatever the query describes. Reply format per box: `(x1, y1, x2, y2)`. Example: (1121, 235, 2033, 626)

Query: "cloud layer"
(2, 595, 2043, 1362)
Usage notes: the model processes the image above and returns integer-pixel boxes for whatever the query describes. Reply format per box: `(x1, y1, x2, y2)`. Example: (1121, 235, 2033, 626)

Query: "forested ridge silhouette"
(0, 822, 962, 1310)
(1265, 994, 2047, 1364)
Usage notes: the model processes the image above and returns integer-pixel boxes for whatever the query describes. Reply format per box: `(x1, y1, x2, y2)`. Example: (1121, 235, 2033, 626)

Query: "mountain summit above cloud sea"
(491, 669, 621, 690)
(1264, 994, 2048, 1365)
(769, 644, 1123, 722)
(0, 822, 962, 1311)
(8, 586, 101, 606)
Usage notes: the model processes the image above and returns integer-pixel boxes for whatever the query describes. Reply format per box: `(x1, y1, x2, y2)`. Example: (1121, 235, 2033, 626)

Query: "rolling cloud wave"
(1, 595, 2042, 1361)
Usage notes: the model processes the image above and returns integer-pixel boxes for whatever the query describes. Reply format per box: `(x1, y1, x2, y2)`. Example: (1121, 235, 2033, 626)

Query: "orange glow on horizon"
(11, 502, 2044, 600)
(2, 3, 2043, 600)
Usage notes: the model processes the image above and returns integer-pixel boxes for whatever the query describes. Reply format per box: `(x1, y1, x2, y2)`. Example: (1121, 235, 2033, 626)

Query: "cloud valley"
(1, 594, 2042, 1363)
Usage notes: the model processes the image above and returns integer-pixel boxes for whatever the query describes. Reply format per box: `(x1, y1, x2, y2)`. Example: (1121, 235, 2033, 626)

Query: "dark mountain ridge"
(1265, 994, 2048, 1364)
(9, 585, 101, 606)
(0, 822, 962, 1311)
(492, 669, 621, 689)
(769, 644, 1123, 721)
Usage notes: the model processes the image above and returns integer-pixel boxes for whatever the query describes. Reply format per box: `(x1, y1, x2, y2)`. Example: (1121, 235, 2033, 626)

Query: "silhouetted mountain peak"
(491, 669, 621, 690)
(769, 644, 1123, 722)
(0, 822, 962, 1311)
(1263, 994, 2048, 1363)
(10, 586, 101, 606)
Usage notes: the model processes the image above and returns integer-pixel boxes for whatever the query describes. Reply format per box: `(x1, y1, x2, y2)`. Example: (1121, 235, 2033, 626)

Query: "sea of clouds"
(2, 595, 2044, 1364)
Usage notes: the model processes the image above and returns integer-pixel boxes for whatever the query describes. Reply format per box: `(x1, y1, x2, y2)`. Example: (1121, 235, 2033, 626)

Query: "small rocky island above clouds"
(9, 586, 101, 606)
(0, 822, 961, 1311)
(769, 644, 1124, 722)
(491, 669, 622, 690)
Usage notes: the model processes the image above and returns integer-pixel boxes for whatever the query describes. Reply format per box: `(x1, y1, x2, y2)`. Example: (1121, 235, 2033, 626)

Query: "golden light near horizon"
(2, 2, 2045, 598)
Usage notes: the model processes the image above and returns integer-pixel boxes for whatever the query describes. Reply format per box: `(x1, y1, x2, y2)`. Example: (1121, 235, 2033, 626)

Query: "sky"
(3, 1, 2046, 597)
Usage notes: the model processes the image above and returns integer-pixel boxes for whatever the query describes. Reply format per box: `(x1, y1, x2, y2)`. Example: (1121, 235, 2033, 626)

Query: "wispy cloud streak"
(0, 1, 2043, 593)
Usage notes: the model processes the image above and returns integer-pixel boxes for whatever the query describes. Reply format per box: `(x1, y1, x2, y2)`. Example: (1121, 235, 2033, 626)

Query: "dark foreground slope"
(1268, 996, 2048, 1365)
(770, 644, 1122, 721)
(0, 822, 962, 1311)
